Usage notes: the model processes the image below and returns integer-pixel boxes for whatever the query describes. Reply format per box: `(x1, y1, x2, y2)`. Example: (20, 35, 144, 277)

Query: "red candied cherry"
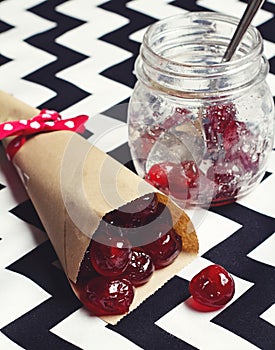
(207, 162, 242, 201)
(145, 163, 170, 191)
(223, 120, 249, 151)
(77, 249, 99, 285)
(123, 204, 173, 247)
(122, 249, 155, 286)
(180, 160, 200, 187)
(145, 160, 200, 200)
(104, 193, 165, 228)
(168, 161, 200, 200)
(89, 231, 132, 277)
(227, 150, 260, 174)
(206, 103, 236, 133)
(203, 103, 236, 158)
(142, 223, 182, 269)
(223, 120, 260, 174)
(82, 276, 135, 316)
(189, 264, 235, 308)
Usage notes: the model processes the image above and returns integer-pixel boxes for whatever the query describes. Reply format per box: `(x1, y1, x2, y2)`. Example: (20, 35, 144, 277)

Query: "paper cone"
(0, 90, 198, 324)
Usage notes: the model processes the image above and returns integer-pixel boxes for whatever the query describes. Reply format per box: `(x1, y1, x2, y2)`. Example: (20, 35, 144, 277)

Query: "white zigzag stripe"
(51, 307, 142, 350)
(0, 212, 47, 269)
(0, 268, 50, 328)
(0, 0, 57, 106)
(56, 0, 129, 36)
(248, 232, 275, 267)
(127, 0, 187, 20)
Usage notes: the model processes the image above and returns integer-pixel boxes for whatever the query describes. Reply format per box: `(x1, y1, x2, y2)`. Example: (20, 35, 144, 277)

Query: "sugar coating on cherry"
(206, 103, 236, 134)
(82, 276, 135, 316)
(189, 264, 235, 308)
(122, 249, 155, 286)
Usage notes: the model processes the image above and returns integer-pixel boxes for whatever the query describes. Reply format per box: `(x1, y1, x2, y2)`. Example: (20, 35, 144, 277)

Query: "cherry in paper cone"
(0, 90, 198, 324)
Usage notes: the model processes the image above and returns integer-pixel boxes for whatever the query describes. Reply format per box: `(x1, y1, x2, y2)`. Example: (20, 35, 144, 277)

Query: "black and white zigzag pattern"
(0, 1, 275, 349)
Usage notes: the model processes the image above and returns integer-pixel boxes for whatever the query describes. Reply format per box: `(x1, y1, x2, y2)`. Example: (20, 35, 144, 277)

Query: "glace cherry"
(89, 230, 132, 277)
(82, 277, 135, 316)
(76, 194, 184, 316)
(207, 162, 241, 202)
(142, 223, 182, 269)
(189, 264, 235, 308)
(77, 248, 99, 284)
(122, 249, 155, 286)
(206, 103, 236, 134)
(145, 160, 200, 200)
(103, 193, 165, 228)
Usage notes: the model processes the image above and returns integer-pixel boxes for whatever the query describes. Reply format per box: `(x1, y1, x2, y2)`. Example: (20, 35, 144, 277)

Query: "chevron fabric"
(0, 1, 275, 349)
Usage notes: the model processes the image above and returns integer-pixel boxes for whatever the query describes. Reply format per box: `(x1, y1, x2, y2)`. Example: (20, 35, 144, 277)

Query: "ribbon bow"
(0, 109, 89, 160)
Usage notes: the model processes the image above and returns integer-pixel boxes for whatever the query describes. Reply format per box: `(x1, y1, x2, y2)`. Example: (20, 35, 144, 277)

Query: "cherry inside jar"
(127, 12, 274, 207)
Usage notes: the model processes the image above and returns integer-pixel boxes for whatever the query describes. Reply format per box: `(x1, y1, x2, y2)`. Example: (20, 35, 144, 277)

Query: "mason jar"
(127, 12, 274, 207)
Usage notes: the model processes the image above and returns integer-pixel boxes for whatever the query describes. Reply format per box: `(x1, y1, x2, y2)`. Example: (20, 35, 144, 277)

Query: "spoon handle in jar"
(222, 0, 265, 62)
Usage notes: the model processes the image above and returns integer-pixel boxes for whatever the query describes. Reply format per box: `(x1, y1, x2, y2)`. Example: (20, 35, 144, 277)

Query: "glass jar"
(127, 12, 274, 207)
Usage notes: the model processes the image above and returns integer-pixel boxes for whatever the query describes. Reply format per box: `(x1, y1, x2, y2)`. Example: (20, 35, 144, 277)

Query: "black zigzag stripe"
(258, 16, 275, 46)
(170, 0, 210, 12)
(24, 0, 90, 111)
(9, 199, 45, 233)
(0, 18, 13, 33)
(270, 56, 275, 75)
(98, 0, 156, 88)
(1, 241, 82, 350)
(108, 276, 197, 350)
(206, 204, 275, 350)
(240, 0, 275, 16)
(0, 19, 13, 66)
(108, 141, 135, 173)
(0, 53, 11, 66)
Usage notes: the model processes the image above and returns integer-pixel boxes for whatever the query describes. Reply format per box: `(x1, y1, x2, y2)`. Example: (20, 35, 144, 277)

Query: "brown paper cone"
(0, 90, 198, 324)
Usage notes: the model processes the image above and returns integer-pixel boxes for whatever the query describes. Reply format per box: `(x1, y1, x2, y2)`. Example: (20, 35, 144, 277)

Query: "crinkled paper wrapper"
(0, 91, 198, 324)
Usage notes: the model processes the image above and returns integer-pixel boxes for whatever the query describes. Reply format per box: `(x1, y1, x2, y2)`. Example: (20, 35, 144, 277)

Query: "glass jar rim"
(143, 11, 263, 70)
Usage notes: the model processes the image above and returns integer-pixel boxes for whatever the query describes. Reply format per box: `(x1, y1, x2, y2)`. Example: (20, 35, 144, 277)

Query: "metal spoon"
(222, 0, 265, 62)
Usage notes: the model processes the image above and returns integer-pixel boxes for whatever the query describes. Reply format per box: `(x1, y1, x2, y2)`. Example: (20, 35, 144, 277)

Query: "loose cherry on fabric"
(189, 264, 235, 308)
(82, 276, 135, 316)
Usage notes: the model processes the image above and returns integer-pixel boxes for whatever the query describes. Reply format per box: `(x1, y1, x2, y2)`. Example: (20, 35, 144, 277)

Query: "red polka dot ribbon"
(0, 109, 89, 161)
